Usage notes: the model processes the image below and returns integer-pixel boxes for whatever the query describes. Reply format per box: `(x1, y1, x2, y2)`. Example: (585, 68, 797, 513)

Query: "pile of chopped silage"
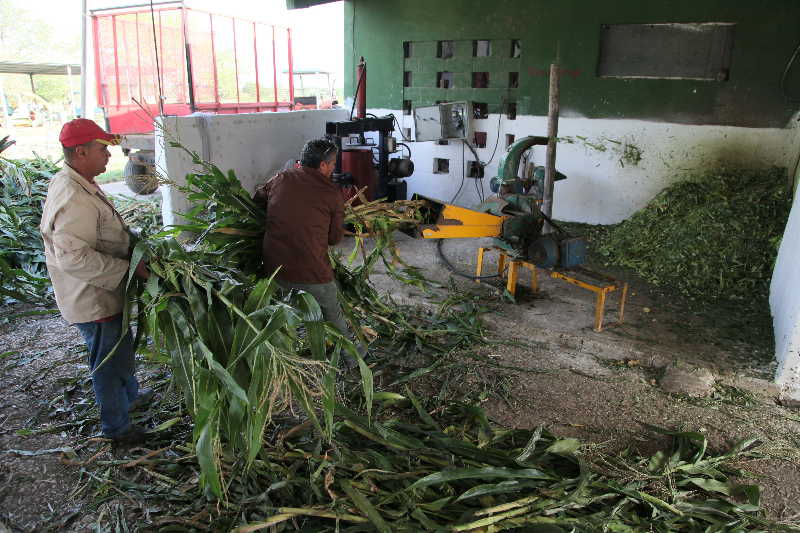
(597, 167, 792, 308)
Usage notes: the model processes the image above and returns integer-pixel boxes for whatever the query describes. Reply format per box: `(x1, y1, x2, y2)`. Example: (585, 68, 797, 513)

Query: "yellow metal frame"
(421, 204, 506, 239)
(476, 247, 628, 332)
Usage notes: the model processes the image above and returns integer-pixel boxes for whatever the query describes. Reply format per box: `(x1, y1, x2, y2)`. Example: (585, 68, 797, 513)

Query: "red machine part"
(340, 149, 376, 206)
(92, 5, 295, 135)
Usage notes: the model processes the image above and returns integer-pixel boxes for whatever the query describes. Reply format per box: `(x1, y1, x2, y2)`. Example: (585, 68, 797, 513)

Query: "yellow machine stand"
(416, 195, 628, 332)
(475, 247, 628, 332)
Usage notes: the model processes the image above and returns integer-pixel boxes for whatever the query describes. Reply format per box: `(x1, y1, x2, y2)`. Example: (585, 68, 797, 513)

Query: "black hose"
(436, 239, 504, 280)
(538, 210, 570, 237)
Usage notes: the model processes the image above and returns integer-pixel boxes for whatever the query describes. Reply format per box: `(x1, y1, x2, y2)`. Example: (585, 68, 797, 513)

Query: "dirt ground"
(2, 234, 800, 530)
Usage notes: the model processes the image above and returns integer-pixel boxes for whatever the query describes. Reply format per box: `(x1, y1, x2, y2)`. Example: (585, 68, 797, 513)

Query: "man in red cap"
(40, 118, 151, 444)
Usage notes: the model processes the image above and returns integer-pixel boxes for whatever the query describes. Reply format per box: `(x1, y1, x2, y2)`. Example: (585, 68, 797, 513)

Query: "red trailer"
(91, 2, 295, 192)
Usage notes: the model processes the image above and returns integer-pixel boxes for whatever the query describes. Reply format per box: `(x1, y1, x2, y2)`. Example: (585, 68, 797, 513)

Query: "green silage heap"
(598, 167, 792, 309)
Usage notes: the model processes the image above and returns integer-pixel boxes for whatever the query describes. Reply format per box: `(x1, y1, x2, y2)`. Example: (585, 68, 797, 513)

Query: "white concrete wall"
(373, 107, 800, 224)
(155, 109, 349, 227)
(771, 158, 800, 401)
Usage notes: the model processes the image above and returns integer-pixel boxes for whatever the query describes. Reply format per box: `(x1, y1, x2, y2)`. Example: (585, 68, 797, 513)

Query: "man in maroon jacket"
(254, 138, 358, 368)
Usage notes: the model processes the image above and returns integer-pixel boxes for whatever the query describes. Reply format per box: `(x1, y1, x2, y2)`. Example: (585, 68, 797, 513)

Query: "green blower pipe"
(495, 135, 549, 189)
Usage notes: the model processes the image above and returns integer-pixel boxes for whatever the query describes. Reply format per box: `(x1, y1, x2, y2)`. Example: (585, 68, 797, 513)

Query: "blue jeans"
(75, 316, 138, 438)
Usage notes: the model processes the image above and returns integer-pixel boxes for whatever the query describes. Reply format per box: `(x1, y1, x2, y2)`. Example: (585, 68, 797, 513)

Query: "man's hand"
(134, 259, 150, 280)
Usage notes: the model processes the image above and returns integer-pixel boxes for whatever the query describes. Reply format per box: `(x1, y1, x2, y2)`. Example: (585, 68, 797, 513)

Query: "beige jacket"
(40, 165, 131, 324)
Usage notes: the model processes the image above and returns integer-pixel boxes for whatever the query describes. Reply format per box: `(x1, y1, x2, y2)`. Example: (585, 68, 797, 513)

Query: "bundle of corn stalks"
(126, 236, 364, 498)
(110, 194, 163, 234)
(0, 154, 57, 304)
(121, 148, 425, 499)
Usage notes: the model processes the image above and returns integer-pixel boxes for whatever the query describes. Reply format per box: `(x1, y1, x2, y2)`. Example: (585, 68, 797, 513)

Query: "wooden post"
(542, 62, 560, 233)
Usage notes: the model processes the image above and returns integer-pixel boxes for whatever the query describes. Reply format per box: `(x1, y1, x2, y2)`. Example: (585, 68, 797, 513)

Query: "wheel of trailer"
(124, 159, 158, 195)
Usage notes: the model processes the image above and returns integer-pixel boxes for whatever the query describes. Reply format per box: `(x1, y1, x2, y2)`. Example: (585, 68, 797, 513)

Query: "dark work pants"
(74, 316, 138, 437)
(278, 280, 366, 363)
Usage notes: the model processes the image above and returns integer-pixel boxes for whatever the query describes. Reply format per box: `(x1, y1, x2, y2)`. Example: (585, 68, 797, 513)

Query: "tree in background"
(0, 0, 80, 111)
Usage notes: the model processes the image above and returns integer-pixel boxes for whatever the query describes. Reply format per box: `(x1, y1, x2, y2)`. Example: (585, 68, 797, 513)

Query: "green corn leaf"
(408, 467, 553, 491)
(340, 479, 393, 533)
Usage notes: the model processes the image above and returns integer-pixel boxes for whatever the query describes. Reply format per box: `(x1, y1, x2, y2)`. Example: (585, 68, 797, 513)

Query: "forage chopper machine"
(413, 68, 628, 331)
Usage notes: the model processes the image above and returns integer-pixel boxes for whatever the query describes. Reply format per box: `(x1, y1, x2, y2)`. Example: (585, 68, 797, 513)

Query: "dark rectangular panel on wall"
(597, 22, 735, 81)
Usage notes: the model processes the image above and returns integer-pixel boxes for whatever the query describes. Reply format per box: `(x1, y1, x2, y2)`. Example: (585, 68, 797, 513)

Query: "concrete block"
(427, 58, 448, 70)
(471, 57, 503, 70)
(491, 39, 513, 58)
(454, 40, 472, 57)
(404, 88, 422, 100)
(413, 41, 437, 58)
(453, 72, 471, 89)
(156, 109, 348, 227)
(446, 59, 473, 72)
(718, 374, 780, 400)
(414, 72, 437, 89)
(444, 89, 474, 103)
(660, 364, 715, 398)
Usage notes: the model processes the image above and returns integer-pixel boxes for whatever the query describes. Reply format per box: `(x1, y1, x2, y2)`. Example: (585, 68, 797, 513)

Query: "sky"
(24, 0, 344, 84)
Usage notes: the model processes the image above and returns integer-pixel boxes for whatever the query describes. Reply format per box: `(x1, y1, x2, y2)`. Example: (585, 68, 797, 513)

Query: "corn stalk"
(123, 148, 429, 500)
(0, 155, 57, 304)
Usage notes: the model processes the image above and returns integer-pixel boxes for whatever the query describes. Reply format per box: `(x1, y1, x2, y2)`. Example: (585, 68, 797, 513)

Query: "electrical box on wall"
(413, 101, 472, 142)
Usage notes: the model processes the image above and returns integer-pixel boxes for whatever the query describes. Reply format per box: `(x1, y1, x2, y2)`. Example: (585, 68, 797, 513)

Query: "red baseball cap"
(59, 119, 120, 147)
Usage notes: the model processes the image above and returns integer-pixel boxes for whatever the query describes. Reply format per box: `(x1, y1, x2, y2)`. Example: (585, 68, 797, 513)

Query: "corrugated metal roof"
(0, 62, 81, 76)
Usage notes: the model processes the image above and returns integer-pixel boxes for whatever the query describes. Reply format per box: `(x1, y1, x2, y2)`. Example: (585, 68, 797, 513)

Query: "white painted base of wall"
(155, 109, 348, 227)
(372, 107, 800, 224)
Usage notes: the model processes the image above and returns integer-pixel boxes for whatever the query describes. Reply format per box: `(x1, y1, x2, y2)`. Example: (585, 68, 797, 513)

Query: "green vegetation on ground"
(0, 155, 56, 303)
(3, 147, 797, 530)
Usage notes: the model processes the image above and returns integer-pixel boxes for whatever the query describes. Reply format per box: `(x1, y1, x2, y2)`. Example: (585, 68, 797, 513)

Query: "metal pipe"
(378, 127, 389, 199)
(209, 13, 219, 104)
(80, 0, 88, 117)
(271, 26, 278, 106)
(177, 8, 186, 103)
(252, 21, 260, 103)
(134, 13, 143, 104)
(182, 7, 196, 112)
(90, 1, 180, 13)
(157, 9, 165, 113)
(541, 62, 560, 234)
(287, 28, 295, 107)
(91, 15, 104, 109)
(355, 56, 366, 119)
(232, 17, 240, 104)
(112, 16, 121, 107)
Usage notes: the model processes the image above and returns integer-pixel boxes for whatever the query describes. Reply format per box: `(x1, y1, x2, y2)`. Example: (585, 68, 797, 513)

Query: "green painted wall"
(344, 0, 800, 127)
(286, 0, 337, 9)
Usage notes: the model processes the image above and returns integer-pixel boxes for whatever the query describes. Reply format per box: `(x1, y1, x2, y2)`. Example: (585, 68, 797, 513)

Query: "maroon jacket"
(254, 166, 344, 284)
